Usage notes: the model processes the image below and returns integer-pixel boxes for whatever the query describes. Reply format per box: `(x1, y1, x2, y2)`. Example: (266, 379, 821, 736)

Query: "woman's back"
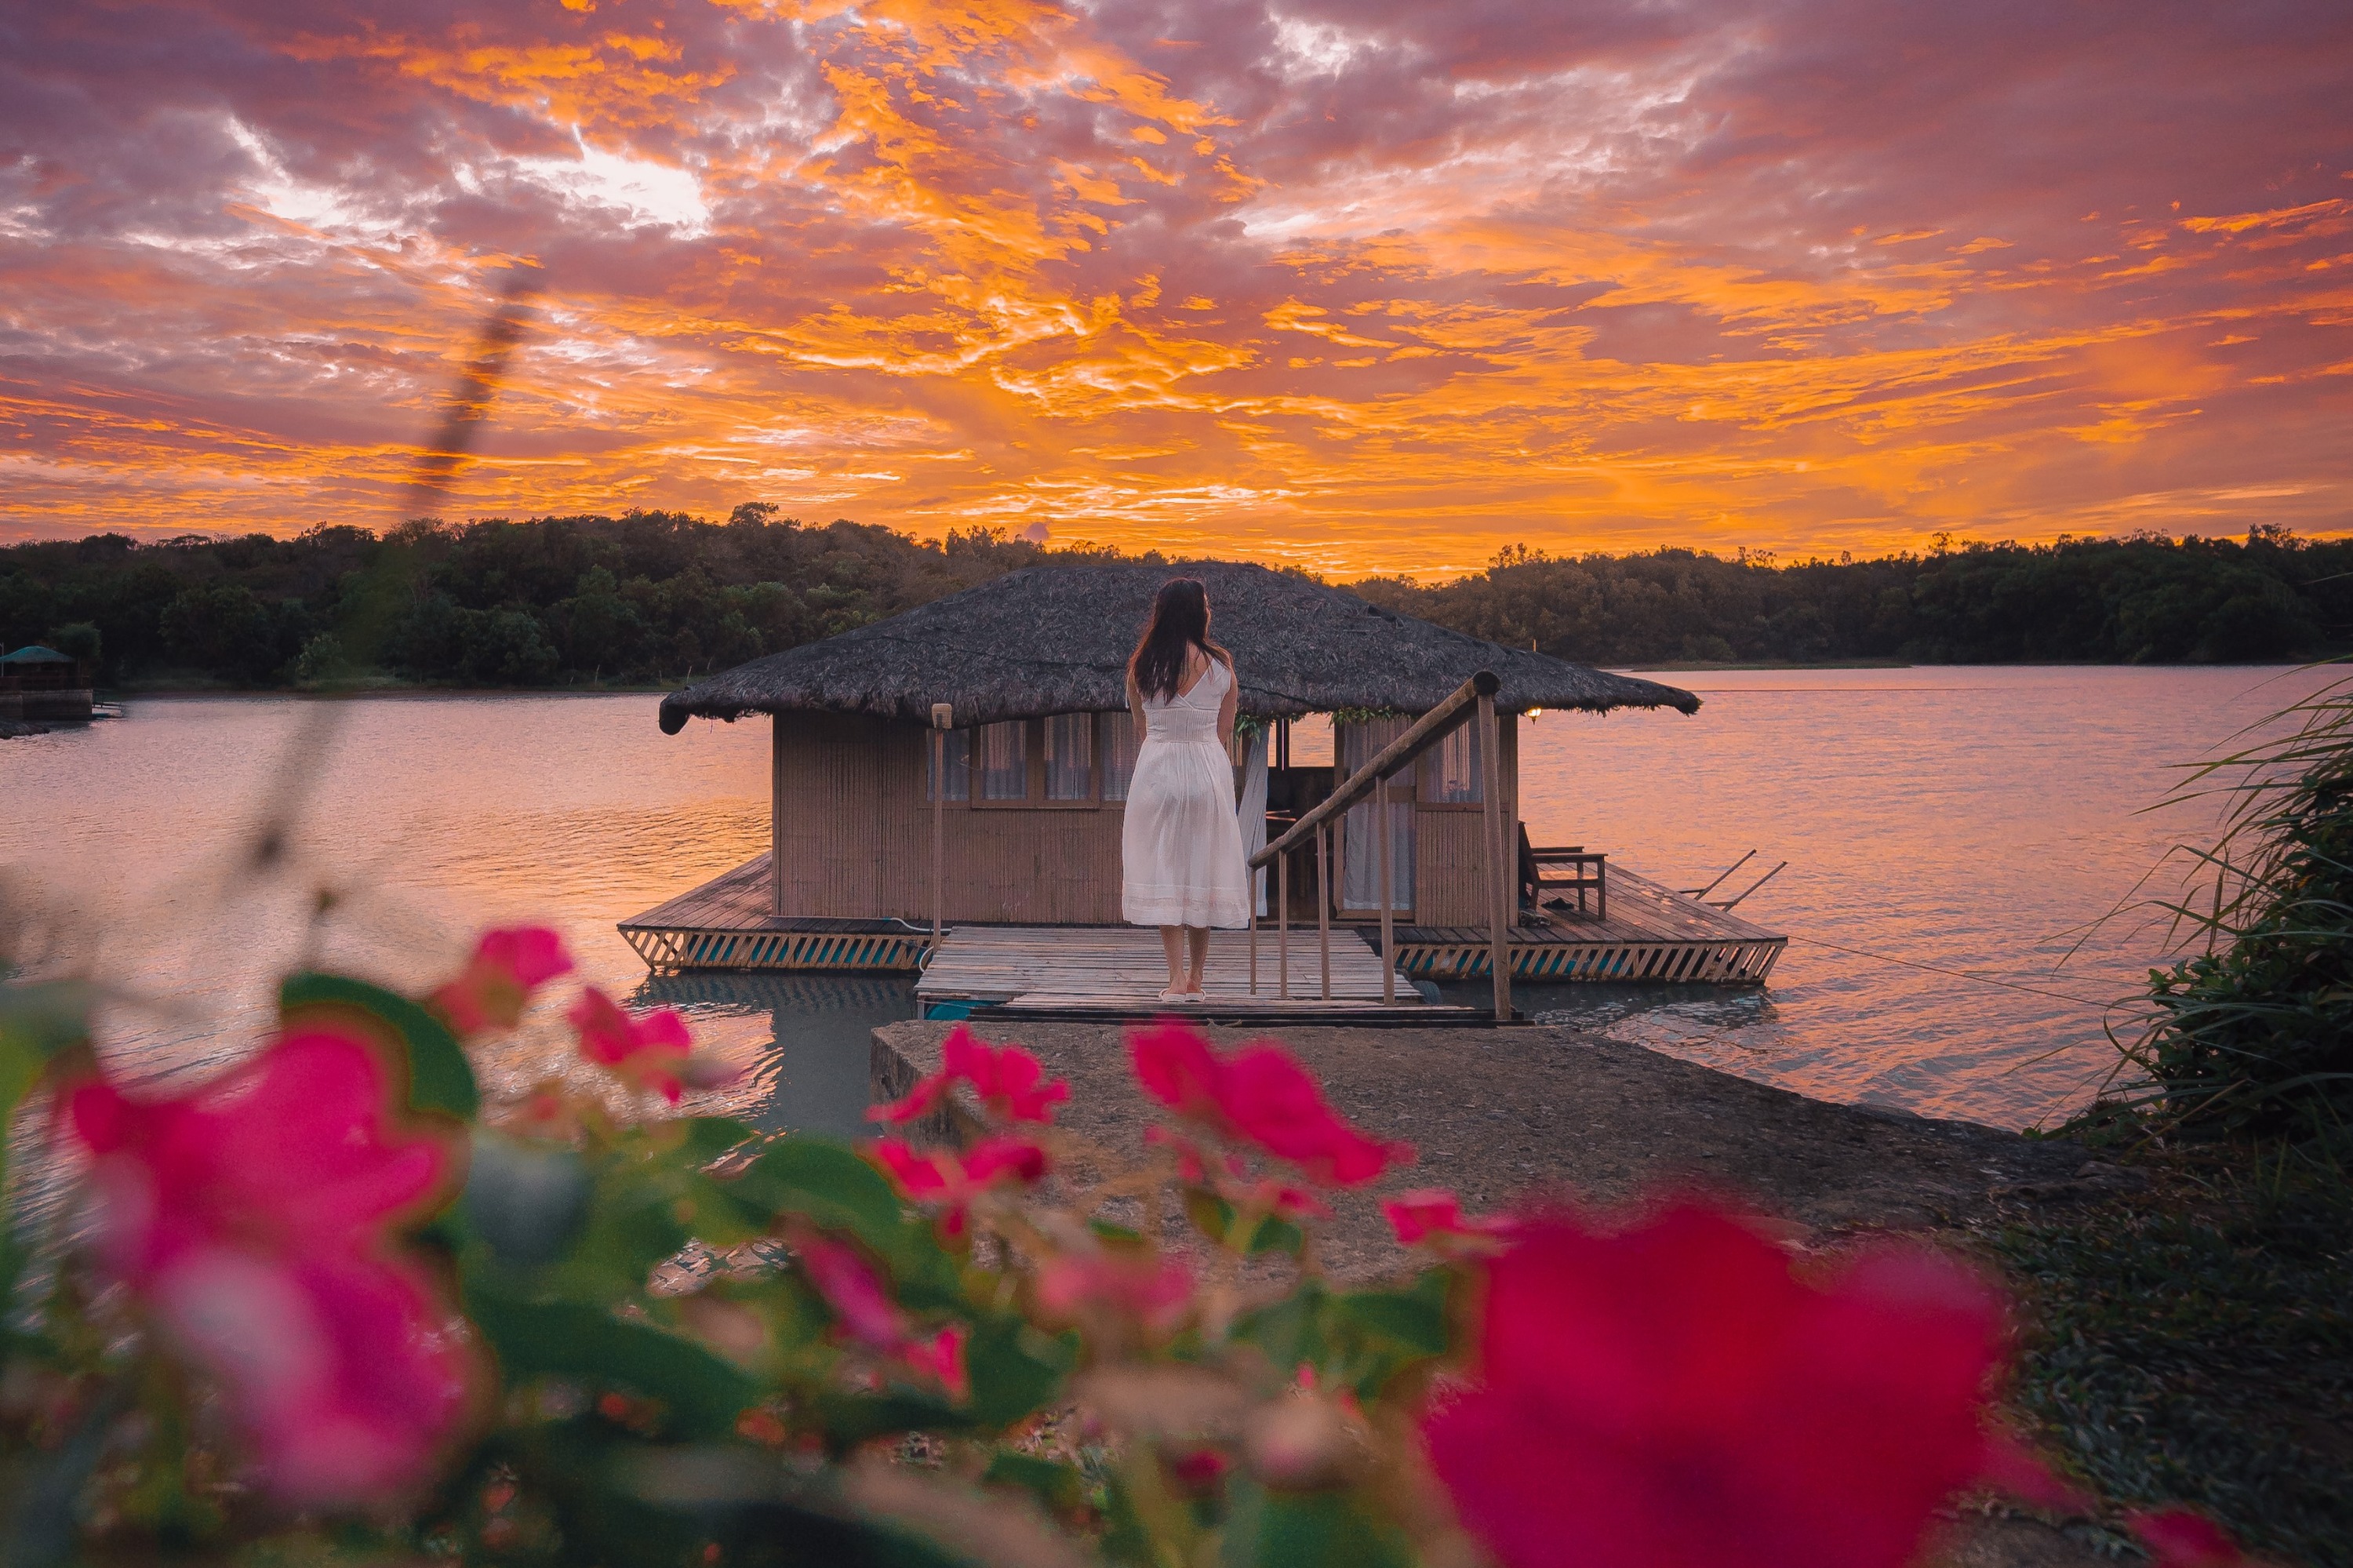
(1140, 657, 1228, 744)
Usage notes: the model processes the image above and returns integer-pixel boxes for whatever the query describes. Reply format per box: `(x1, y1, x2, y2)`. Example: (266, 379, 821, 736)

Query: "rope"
(1789, 935, 2119, 1012)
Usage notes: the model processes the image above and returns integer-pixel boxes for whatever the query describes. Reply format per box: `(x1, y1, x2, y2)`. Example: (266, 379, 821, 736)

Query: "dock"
(620, 853, 1784, 995)
(911, 925, 1483, 1023)
(1395, 866, 1784, 984)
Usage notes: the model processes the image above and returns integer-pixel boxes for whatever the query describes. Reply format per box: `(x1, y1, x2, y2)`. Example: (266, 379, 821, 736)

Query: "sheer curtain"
(1237, 728, 1268, 915)
(1338, 718, 1414, 911)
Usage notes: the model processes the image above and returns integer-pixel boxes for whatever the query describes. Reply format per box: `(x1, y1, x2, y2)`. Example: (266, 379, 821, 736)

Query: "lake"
(1, 665, 2331, 1133)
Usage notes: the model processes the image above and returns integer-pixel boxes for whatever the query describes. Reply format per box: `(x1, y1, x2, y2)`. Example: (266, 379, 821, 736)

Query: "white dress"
(1122, 659, 1253, 929)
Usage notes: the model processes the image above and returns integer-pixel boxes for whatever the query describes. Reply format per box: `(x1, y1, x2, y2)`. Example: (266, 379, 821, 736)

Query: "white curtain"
(1338, 719, 1415, 912)
(1237, 728, 1269, 915)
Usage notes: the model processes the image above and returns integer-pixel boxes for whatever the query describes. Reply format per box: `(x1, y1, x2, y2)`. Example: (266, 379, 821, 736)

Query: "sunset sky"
(3, 1, 2349, 577)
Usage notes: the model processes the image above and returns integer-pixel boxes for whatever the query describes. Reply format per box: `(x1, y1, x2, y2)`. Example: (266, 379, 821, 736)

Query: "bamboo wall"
(1411, 713, 1518, 926)
(773, 713, 1128, 923)
(766, 710, 1519, 926)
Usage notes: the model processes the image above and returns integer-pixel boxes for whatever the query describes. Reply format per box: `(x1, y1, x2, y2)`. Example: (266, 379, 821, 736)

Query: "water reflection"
(626, 973, 913, 1139)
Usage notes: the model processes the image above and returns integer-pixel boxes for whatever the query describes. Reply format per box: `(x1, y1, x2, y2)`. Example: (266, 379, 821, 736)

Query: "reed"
(2106, 665, 2353, 1140)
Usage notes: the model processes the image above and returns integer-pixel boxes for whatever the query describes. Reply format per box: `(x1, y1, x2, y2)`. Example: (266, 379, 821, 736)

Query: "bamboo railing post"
(1249, 906, 1259, 995)
(1377, 770, 1395, 1004)
(1478, 693, 1511, 1020)
(929, 703, 951, 962)
(1317, 823, 1331, 1001)
(770, 716, 787, 916)
(1278, 848, 1290, 999)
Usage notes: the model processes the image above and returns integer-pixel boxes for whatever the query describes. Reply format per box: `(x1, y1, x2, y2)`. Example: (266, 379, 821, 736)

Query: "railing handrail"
(1248, 670, 1497, 871)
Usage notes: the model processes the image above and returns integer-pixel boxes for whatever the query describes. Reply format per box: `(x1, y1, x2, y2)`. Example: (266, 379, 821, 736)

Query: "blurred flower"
(791, 1230, 967, 1397)
(900, 1323, 972, 1402)
(1034, 1248, 1193, 1337)
(2130, 1509, 2253, 1568)
(868, 1135, 1049, 1239)
(429, 926, 573, 1035)
(1129, 1019, 1224, 1120)
(1422, 1201, 2009, 1568)
(869, 1024, 1069, 1126)
(1383, 1188, 1512, 1253)
(64, 1027, 478, 1508)
(568, 988, 693, 1102)
(1166, 1446, 1230, 1493)
(1127, 1022, 1410, 1186)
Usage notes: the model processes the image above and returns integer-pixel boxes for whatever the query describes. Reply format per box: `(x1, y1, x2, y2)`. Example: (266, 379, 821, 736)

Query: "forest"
(0, 510, 2343, 689)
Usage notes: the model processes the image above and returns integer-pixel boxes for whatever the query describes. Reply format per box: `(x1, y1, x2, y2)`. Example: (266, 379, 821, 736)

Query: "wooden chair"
(1520, 827, 1607, 924)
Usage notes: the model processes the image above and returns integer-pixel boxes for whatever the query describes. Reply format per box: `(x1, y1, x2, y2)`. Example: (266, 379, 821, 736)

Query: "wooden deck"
(618, 855, 932, 972)
(912, 925, 1478, 1021)
(620, 855, 1784, 988)
(1394, 867, 1784, 984)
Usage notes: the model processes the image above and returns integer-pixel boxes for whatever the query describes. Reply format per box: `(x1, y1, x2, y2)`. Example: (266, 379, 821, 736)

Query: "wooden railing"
(1247, 671, 1513, 1018)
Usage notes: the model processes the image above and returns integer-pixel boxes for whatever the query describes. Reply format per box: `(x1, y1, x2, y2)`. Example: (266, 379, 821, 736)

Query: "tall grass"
(2113, 668, 2353, 1139)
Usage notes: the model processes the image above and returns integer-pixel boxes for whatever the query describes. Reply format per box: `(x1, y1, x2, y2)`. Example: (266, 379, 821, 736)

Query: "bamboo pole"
(770, 717, 787, 917)
(1249, 906, 1259, 995)
(1377, 770, 1395, 1004)
(1251, 671, 1497, 871)
(1278, 848, 1290, 999)
(1478, 692, 1511, 1020)
(1317, 823, 1332, 1001)
(929, 703, 951, 961)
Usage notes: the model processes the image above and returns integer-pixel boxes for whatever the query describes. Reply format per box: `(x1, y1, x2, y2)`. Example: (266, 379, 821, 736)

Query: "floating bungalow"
(625, 562, 1785, 1020)
(0, 646, 93, 722)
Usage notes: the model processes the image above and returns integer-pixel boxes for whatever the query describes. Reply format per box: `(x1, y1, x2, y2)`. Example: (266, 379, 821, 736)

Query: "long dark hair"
(1129, 577, 1230, 701)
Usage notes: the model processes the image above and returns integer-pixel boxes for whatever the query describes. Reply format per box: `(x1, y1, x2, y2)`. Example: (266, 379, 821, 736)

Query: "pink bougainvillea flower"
(901, 1323, 972, 1401)
(428, 926, 573, 1035)
(64, 1027, 479, 1508)
(1034, 1249, 1194, 1336)
(791, 1229, 969, 1396)
(1126, 1022, 1410, 1186)
(568, 988, 693, 1103)
(1129, 1020, 1225, 1120)
(942, 1028, 1069, 1122)
(794, 1232, 906, 1352)
(2129, 1510, 2252, 1568)
(1422, 1201, 2012, 1568)
(868, 1025, 1069, 1126)
(1383, 1188, 1514, 1253)
(867, 1136, 1048, 1239)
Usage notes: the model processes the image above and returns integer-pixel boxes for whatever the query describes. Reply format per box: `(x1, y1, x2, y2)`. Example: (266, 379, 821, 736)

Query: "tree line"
(1356, 526, 2349, 667)
(0, 511, 2343, 689)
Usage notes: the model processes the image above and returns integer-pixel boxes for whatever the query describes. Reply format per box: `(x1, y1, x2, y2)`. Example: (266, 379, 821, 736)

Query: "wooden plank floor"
(918, 925, 1411, 1009)
(1396, 867, 1779, 948)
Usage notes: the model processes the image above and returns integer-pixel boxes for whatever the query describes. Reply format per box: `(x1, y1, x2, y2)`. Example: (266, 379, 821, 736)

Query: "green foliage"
(1356, 526, 2347, 667)
(0, 513, 1152, 689)
(2115, 672, 2353, 1137)
(280, 970, 479, 1119)
(5, 516, 2338, 692)
(1979, 1158, 2353, 1567)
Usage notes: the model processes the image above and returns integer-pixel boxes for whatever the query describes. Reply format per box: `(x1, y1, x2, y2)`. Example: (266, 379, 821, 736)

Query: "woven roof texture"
(658, 562, 1698, 733)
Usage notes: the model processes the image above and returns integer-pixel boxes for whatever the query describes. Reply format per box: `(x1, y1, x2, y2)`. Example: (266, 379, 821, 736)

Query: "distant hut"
(648, 562, 1696, 935)
(0, 646, 93, 722)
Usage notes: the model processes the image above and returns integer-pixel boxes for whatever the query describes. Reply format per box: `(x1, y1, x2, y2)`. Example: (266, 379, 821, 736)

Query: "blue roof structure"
(0, 646, 73, 664)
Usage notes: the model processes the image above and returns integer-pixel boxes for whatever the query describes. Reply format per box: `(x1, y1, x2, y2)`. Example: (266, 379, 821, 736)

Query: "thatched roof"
(657, 562, 1697, 733)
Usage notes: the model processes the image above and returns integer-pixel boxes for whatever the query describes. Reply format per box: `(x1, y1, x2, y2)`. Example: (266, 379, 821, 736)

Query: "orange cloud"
(0, 0, 2348, 577)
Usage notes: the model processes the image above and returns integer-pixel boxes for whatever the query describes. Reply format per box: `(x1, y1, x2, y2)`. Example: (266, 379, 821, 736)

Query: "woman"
(1122, 577, 1253, 999)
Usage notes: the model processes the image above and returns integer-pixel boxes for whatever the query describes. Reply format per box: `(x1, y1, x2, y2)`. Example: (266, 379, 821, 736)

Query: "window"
(1419, 723, 1482, 803)
(979, 720, 1028, 800)
(1045, 712, 1094, 800)
(1100, 711, 1140, 802)
(1337, 717, 1415, 911)
(927, 726, 972, 802)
